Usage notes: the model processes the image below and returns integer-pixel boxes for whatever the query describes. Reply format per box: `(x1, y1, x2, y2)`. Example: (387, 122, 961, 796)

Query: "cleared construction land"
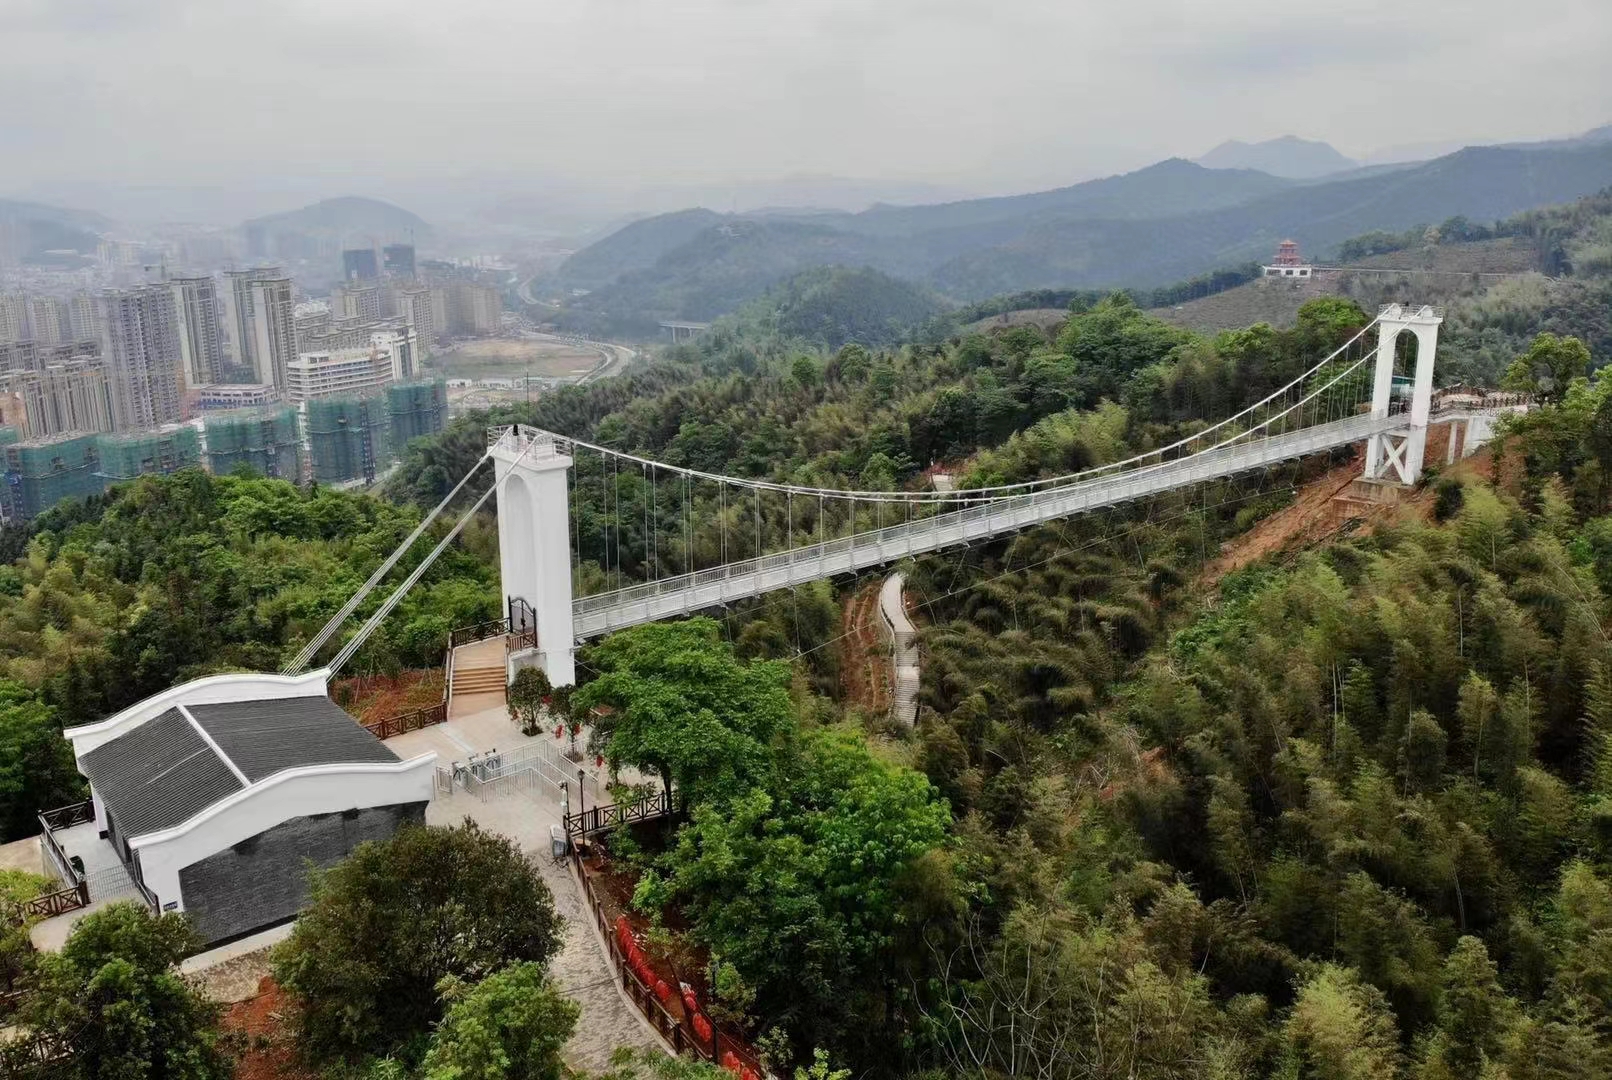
(430, 337, 605, 381)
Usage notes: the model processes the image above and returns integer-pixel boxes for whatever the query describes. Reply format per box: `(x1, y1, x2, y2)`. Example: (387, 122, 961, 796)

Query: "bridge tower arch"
(1363, 303, 1442, 486)
(492, 429, 576, 686)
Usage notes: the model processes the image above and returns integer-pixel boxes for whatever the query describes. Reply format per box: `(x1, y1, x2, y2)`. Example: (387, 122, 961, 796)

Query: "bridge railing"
(574, 412, 1390, 622)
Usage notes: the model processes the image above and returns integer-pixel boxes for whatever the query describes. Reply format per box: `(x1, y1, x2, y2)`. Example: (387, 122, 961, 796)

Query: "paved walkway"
(881, 571, 920, 725)
(425, 779, 660, 1071)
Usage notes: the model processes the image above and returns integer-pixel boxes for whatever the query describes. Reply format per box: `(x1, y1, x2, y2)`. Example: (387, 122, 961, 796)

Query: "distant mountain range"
(1197, 136, 1358, 179)
(240, 196, 432, 245)
(556, 138, 1612, 333)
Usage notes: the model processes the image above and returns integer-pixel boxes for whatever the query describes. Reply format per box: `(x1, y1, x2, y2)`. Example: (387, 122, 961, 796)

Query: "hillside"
(1150, 235, 1545, 333)
(931, 143, 1612, 295)
(0, 198, 109, 262)
(1197, 135, 1357, 178)
(557, 207, 723, 289)
(560, 219, 886, 335)
(240, 195, 431, 243)
(739, 265, 949, 348)
(556, 142, 1612, 333)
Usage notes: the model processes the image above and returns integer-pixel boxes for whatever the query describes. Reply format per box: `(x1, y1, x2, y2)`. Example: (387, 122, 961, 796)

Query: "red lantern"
(742, 1070, 760, 1080)
(554, 724, 564, 738)
(681, 985, 699, 1013)
(595, 754, 605, 768)
(722, 1050, 742, 1074)
(655, 978, 673, 1003)
(691, 1013, 713, 1044)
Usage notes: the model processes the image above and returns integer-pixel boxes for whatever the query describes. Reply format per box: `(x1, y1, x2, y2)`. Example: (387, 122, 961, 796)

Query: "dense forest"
(4, 195, 1612, 1078)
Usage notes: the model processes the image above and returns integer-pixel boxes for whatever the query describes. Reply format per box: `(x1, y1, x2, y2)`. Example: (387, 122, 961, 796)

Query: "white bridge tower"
(491, 428, 576, 686)
(1362, 303, 1442, 486)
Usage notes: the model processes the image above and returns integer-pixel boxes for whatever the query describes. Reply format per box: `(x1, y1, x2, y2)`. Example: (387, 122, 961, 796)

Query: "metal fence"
(453, 739, 605, 803)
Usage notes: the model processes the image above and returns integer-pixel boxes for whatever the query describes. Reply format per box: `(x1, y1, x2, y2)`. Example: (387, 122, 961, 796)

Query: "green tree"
(1399, 709, 1448, 795)
(649, 727, 948, 1053)
(574, 618, 794, 806)
(1422, 936, 1513, 1079)
(1278, 964, 1400, 1080)
(421, 963, 579, 1080)
(22, 902, 234, 1080)
(507, 665, 552, 736)
(273, 824, 562, 1062)
(1502, 333, 1592, 402)
(0, 868, 50, 992)
(0, 680, 84, 842)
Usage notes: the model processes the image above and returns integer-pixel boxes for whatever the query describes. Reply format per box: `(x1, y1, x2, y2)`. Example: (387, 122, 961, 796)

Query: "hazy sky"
(4, 0, 1610, 223)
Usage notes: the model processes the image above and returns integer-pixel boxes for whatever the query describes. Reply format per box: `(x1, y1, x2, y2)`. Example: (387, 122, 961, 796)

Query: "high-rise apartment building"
(284, 328, 416, 404)
(342, 248, 379, 282)
(395, 287, 436, 350)
(69, 293, 101, 343)
(0, 354, 115, 438)
(294, 304, 332, 354)
(26, 297, 68, 345)
(224, 266, 282, 373)
(333, 283, 382, 323)
(446, 284, 502, 335)
(429, 289, 448, 339)
(99, 285, 185, 430)
(169, 276, 226, 388)
(0, 294, 28, 343)
(248, 277, 297, 391)
(383, 244, 416, 279)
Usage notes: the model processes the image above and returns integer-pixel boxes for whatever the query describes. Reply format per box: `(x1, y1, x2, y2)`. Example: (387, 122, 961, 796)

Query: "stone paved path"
(532, 850, 662, 1072)
(426, 779, 661, 1074)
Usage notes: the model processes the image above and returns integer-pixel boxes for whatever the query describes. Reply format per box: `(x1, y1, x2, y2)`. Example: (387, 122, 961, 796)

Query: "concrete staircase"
(451, 664, 506, 697)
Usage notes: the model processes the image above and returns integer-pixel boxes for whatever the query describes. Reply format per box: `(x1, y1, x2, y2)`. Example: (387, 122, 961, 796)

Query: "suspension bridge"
(280, 302, 1523, 688)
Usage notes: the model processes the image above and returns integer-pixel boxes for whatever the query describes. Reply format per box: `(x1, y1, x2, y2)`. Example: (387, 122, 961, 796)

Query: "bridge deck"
(572, 411, 1411, 639)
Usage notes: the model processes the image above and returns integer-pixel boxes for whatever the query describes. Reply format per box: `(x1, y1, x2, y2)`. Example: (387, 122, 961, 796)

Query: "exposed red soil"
(838, 581, 890, 714)
(331, 669, 444, 722)
(222, 977, 317, 1080)
(1199, 432, 1500, 590)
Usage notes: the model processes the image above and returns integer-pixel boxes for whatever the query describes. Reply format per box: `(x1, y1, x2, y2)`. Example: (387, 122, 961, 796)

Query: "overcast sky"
(4, 0, 1610, 224)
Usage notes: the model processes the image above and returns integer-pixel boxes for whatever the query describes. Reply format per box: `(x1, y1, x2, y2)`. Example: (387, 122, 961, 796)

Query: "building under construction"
(386, 377, 448, 451)
(306, 395, 390, 486)
(96, 427, 202, 483)
(3, 432, 106, 521)
(201, 406, 302, 481)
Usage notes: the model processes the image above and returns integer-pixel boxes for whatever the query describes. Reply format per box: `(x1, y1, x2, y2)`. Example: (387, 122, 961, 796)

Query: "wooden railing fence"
(361, 702, 448, 740)
(563, 789, 673, 840)
(20, 802, 95, 922)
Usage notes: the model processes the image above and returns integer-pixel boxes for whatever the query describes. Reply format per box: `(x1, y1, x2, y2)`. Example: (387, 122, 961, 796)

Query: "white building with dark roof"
(58, 670, 436, 945)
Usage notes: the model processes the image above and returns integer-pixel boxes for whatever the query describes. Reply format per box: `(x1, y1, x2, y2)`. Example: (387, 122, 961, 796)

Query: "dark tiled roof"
(79, 709, 245, 839)
(185, 696, 398, 782)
